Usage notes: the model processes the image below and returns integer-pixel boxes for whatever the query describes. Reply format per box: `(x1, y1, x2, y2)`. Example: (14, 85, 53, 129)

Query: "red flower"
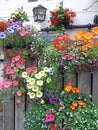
(50, 124, 56, 130)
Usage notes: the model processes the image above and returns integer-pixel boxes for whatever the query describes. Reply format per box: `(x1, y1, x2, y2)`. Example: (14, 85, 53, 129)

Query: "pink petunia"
(13, 80, 19, 86)
(19, 58, 25, 64)
(11, 57, 16, 63)
(6, 66, 12, 74)
(11, 62, 15, 67)
(10, 69, 15, 74)
(16, 26, 22, 30)
(16, 63, 22, 68)
(12, 75, 16, 80)
(3, 61, 7, 67)
(16, 90, 22, 96)
(19, 30, 27, 36)
(15, 55, 20, 61)
(3, 81, 12, 88)
(0, 84, 3, 90)
(27, 30, 32, 35)
(46, 109, 52, 115)
(45, 115, 55, 122)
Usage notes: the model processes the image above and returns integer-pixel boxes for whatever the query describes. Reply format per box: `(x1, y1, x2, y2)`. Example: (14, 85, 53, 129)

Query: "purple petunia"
(0, 32, 6, 39)
(7, 28, 14, 34)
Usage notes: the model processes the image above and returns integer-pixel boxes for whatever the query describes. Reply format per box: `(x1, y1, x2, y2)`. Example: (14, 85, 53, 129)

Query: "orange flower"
(71, 87, 76, 93)
(95, 41, 98, 46)
(86, 43, 93, 49)
(72, 102, 78, 107)
(75, 88, 80, 93)
(84, 32, 93, 40)
(92, 27, 98, 35)
(82, 102, 87, 108)
(82, 45, 88, 51)
(78, 100, 84, 106)
(70, 105, 76, 110)
(64, 85, 72, 93)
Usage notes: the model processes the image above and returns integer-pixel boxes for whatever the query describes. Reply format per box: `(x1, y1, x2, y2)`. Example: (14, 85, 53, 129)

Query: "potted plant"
(10, 8, 28, 22)
(49, 6, 76, 33)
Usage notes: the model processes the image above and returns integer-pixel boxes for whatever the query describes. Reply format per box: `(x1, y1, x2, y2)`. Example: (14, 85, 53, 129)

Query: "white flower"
(36, 91, 43, 98)
(32, 85, 39, 92)
(22, 72, 27, 78)
(49, 67, 54, 74)
(36, 80, 43, 86)
(40, 99, 45, 104)
(29, 92, 35, 99)
(27, 83, 33, 89)
(46, 77, 51, 83)
(35, 73, 42, 79)
(28, 78, 35, 84)
(43, 67, 49, 72)
(39, 71, 45, 77)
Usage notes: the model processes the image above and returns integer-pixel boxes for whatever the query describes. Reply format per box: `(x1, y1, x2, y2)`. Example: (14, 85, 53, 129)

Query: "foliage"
(49, 6, 76, 33)
(23, 82, 98, 130)
(10, 8, 28, 22)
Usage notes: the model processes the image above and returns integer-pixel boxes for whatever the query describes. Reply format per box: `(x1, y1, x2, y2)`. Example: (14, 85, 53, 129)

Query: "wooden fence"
(0, 69, 98, 130)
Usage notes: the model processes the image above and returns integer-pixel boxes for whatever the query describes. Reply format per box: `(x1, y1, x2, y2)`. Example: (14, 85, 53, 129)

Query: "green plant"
(23, 82, 98, 130)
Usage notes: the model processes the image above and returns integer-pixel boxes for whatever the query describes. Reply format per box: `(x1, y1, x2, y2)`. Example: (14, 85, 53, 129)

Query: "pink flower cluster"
(45, 109, 55, 123)
(0, 55, 24, 91)
(16, 25, 33, 37)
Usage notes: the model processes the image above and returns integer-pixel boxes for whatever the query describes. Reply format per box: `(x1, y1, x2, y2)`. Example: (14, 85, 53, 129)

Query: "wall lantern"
(33, 5, 47, 22)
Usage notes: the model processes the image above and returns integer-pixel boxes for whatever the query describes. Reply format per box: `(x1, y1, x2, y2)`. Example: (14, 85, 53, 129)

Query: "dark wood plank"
(78, 71, 91, 93)
(93, 70, 98, 106)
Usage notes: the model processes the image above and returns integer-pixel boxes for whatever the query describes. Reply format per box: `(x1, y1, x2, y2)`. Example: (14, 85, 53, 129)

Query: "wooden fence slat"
(93, 70, 98, 106)
(3, 95, 14, 130)
(78, 71, 91, 93)
(0, 113, 3, 130)
(15, 96, 25, 130)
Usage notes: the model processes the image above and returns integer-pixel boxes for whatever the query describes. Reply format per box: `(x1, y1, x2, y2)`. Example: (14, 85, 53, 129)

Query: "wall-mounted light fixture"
(33, 5, 47, 22)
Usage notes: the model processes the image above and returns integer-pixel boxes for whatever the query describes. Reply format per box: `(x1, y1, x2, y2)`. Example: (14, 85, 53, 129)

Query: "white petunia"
(36, 91, 43, 98)
(29, 92, 35, 99)
(28, 78, 35, 84)
(36, 80, 43, 86)
(27, 83, 33, 89)
(35, 73, 42, 79)
(40, 99, 45, 104)
(46, 77, 51, 83)
(43, 67, 49, 72)
(32, 85, 39, 92)
(22, 72, 27, 78)
(38, 71, 45, 77)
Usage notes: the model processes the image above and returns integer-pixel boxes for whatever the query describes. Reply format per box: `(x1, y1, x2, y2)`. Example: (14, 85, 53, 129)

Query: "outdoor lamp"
(33, 5, 47, 22)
